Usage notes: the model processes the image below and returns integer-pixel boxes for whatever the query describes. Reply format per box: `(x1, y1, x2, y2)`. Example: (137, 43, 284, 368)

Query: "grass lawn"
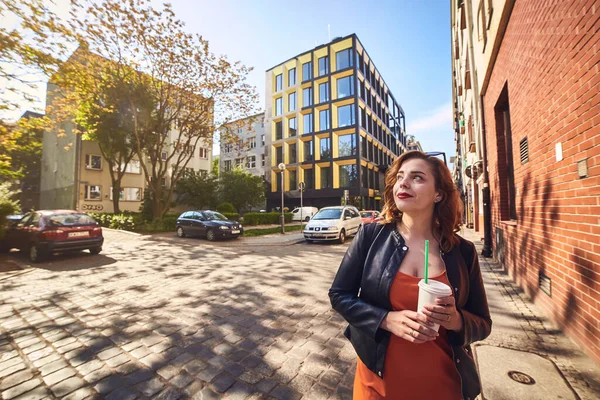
(243, 224, 303, 237)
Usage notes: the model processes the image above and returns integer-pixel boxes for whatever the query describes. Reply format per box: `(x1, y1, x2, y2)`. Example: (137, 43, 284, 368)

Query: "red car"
(360, 210, 381, 224)
(0, 210, 104, 263)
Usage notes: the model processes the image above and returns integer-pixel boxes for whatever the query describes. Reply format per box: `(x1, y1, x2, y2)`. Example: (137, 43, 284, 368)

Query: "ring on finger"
(411, 329, 417, 338)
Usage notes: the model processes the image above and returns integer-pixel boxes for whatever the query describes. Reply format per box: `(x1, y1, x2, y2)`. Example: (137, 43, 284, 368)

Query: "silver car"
(303, 206, 362, 244)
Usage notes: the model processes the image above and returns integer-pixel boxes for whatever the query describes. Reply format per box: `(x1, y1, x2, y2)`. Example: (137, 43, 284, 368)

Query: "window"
(337, 76, 355, 98)
(275, 146, 283, 164)
(304, 168, 313, 189)
(275, 97, 283, 116)
(224, 160, 232, 171)
(319, 82, 329, 103)
(113, 160, 141, 174)
(275, 121, 283, 140)
(319, 109, 330, 131)
(495, 85, 517, 220)
(224, 143, 233, 153)
(320, 137, 331, 159)
(261, 154, 266, 167)
(161, 151, 167, 161)
(261, 134, 265, 146)
(199, 148, 208, 158)
(235, 157, 243, 167)
(361, 136, 367, 158)
(248, 138, 256, 149)
(361, 165, 368, 188)
(338, 134, 357, 157)
(303, 87, 313, 107)
(288, 92, 296, 111)
(288, 68, 296, 86)
(275, 74, 282, 91)
(320, 166, 331, 188)
(289, 117, 297, 137)
(85, 154, 102, 170)
(84, 185, 101, 200)
(339, 165, 356, 187)
(318, 56, 329, 76)
(302, 61, 312, 81)
(289, 143, 297, 163)
(247, 155, 256, 168)
(304, 140, 313, 161)
(110, 187, 142, 201)
(289, 169, 297, 190)
(338, 104, 356, 128)
(336, 49, 354, 70)
(303, 113, 313, 134)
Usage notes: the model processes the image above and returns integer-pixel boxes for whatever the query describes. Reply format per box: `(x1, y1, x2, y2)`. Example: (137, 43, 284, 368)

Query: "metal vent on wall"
(520, 137, 529, 164)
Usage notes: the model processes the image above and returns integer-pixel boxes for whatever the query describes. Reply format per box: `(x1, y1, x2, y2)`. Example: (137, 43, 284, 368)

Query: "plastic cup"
(417, 279, 453, 332)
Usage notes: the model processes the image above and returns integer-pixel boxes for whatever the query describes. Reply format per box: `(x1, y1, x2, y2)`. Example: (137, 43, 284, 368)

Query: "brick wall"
(483, 0, 600, 363)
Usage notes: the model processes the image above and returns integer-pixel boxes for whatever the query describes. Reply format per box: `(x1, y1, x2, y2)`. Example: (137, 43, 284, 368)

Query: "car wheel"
(305, 216, 310, 222)
(338, 229, 346, 244)
(29, 244, 44, 263)
(206, 229, 215, 241)
(176, 226, 186, 238)
(89, 246, 102, 255)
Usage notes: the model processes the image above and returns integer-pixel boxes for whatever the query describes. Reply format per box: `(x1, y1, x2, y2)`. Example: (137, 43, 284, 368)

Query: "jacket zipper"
(441, 249, 465, 399)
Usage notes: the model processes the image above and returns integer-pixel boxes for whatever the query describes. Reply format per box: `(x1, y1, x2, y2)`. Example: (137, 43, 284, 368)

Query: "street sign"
(298, 182, 305, 191)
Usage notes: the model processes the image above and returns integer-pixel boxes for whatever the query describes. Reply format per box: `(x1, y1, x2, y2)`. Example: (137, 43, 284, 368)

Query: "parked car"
(0, 210, 104, 263)
(176, 210, 243, 241)
(360, 210, 381, 224)
(303, 206, 362, 244)
(291, 206, 319, 222)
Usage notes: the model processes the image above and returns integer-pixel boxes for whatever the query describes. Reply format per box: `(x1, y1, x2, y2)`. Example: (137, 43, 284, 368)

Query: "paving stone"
(192, 387, 220, 400)
(305, 382, 334, 399)
(130, 346, 151, 359)
(94, 374, 127, 395)
(1, 378, 43, 400)
(105, 387, 138, 400)
(319, 369, 342, 388)
(255, 378, 278, 394)
(12, 385, 51, 400)
(105, 353, 130, 368)
(135, 376, 165, 397)
(22, 342, 46, 355)
(211, 372, 236, 393)
(183, 379, 205, 397)
(0, 351, 19, 364)
(42, 366, 77, 386)
(96, 347, 122, 361)
(0, 369, 34, 391)
(141, 335, 165, 347)
(153, 387, 182, 400)
(75, 359, 104, 376)
(61, 386, 94, 400)
(171, 370, 195, 389)
(270, 384, 302, 400)
(196, 365, 222, 382)
(83, 367, 112, 384)
(57, 341, 82, 355)
(182, 359, 208, 376)
(124, 368, 154, 385)
(157, 364, 180, 380)
(50, 376, 86, 397)
(139, 353, 166, 370)
(26, 346, 54, 362)
(115, 361, 139, 375)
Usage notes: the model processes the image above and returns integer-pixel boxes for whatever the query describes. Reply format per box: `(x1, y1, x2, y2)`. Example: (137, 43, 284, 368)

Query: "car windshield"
(313, 209, 342, 220)
(360, 212, 373, 218)
(45, 213, 97, 226)
(203, 211, 228, 221)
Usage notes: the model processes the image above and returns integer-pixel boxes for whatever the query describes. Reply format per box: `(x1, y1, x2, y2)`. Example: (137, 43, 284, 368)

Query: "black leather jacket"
(329, 223, 492, 400)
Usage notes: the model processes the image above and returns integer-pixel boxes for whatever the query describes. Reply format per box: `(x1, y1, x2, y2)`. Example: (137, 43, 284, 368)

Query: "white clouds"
(406, 102, 453, 134)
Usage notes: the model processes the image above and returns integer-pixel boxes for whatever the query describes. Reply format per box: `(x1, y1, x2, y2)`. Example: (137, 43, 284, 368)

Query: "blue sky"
(6, 0, 454, 162)
(165, 0, 454, 160)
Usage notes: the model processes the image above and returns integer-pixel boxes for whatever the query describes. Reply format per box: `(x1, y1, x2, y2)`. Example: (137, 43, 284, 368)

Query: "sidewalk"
(461, 228, 600, 400)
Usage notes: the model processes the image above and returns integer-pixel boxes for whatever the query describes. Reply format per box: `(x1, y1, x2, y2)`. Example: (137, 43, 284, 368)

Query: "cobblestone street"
(0, 230, 356, 399)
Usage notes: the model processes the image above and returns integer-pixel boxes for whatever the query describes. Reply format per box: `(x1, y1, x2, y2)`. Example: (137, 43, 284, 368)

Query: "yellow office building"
(265, 34, 407, 211)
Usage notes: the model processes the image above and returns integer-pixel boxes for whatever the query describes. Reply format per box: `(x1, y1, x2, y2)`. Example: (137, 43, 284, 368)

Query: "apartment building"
(219, 112, 267, 178)
(265, 34, 407, 211)
(452, 0, 600, 363)
(40, 83, 212, 214)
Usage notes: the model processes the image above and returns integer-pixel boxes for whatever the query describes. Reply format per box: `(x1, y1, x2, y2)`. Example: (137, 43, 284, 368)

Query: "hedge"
(221, 212, 240, 221)
(241, 212, 293, 226)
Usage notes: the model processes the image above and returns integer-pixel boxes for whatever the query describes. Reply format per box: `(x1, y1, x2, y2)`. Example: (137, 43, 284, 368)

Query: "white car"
(303, 206, 362, 244)
(291, 206, 319, 222)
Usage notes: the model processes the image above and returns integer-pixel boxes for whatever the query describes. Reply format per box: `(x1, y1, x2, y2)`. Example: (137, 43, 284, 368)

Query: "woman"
(329, 151, 492, 400)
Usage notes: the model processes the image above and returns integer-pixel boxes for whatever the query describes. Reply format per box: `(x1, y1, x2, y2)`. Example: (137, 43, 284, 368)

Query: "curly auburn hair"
(379, 151, 464, 252)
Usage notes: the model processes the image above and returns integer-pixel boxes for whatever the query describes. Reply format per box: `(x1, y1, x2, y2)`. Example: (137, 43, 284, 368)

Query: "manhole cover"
(507, 370, 536, 385)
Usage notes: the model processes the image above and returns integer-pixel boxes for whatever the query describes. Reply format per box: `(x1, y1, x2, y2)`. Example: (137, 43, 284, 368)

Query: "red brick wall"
(483, 0, 600, 363)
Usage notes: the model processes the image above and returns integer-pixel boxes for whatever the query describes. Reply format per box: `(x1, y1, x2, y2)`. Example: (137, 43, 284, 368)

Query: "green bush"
(108, 214, 135, 231)
(242, 212, 293, 226)
(86, 212, 137, 231)
(216, 202, 235, 213)
(222, 212, 240, 221)
(0, 183, 21, 240)
(139, 215, 178, 233)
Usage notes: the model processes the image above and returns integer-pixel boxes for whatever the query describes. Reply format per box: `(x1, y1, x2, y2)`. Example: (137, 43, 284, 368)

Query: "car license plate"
(68, 231, 89, 238)
(312, 234, 323, 238)
(231, 230, 240, 234)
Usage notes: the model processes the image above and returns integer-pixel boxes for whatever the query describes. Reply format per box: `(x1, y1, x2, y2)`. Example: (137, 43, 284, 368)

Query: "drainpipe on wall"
(480, 94, 493, 257)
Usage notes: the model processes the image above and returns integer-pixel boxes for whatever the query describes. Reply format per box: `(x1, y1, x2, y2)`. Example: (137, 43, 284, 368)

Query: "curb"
(102, 227, 143, 237)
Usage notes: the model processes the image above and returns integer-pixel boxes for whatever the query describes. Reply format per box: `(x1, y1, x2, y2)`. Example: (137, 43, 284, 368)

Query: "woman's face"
(393, 158, 440, 214)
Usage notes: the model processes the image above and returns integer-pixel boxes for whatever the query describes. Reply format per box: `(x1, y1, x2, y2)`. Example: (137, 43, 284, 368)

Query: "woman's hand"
(381, 310, 439, 343)
(421, 296, 464, 332)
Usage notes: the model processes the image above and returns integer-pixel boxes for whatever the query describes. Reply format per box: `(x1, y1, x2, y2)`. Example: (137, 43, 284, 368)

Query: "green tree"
(219, 168, 266, 213)
(175, 171, 219, 210)
(212, 156, 220, 177)
(0, 182, 20, 240)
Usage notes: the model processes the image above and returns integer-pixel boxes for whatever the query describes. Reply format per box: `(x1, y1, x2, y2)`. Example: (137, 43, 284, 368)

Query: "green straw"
(424, 240, 429, 284)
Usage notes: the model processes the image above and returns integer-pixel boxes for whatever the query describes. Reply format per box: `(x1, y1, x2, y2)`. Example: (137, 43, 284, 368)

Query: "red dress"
(353, 270, 462, 399)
